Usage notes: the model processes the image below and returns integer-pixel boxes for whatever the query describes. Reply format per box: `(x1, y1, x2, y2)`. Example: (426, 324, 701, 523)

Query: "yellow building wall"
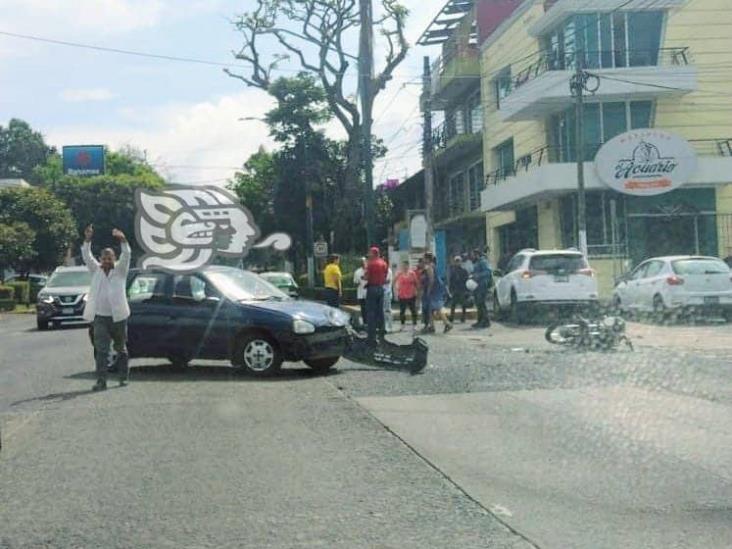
(537, 199, 561, 249)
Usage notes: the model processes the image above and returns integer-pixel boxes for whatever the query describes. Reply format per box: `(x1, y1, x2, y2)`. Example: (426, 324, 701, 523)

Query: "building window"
(448, 172, 466, 217)
(560, 192, 627, 256)
(494, 66, 512, 108)
(543, 10, 664, 69)
(494, 138, 515, 179)
(467, 91, 482, 134)
(468, 162, 483, 211)
(550, 100, 654, 162)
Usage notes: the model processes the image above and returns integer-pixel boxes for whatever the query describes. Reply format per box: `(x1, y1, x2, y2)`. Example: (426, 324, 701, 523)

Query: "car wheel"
(653, 294, 668, 324)
(232, 333, 282, 376)
(167, 354, 190, 369)
(492, 292, 504, 320)
(37, 318, 49, 331)
(612, 295, 623, 316)
(304, 356, 339, 374)
(510, 291, 527, 325)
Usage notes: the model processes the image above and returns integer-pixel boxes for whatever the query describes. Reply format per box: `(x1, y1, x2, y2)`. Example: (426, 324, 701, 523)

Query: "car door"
(127, 272, 175, 357)
(622, 262, 649, 312)
(636, 260, 666, 311)
(168, 274, 232, 360)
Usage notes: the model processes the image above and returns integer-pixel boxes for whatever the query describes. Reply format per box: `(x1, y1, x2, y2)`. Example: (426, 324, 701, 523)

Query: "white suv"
(493, 249, 599, 322)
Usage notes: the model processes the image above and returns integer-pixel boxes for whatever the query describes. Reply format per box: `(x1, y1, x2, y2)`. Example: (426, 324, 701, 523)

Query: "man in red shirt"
(363, 246, 388, 344)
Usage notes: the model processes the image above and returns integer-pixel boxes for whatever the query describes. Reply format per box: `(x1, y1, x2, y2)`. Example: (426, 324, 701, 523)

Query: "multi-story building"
(419, 0, 489, 260)
(479, 0, 732, 296)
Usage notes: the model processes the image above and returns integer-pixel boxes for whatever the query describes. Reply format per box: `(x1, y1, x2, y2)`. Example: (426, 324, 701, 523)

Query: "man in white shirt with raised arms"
(82, 224, 132, 391)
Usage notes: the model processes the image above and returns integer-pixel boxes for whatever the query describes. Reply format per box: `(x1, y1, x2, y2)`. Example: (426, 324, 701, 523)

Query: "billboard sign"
(594, 130, 697, 196)
(62, 145, 105, 176)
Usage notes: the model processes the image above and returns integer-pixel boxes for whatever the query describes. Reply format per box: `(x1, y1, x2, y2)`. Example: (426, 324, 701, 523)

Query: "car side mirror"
(492, 269, 504, 278)
(204, 295, 221, 304)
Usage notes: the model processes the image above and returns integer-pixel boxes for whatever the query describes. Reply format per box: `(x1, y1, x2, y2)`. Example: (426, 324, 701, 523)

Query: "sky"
(0, 0, 439, 186)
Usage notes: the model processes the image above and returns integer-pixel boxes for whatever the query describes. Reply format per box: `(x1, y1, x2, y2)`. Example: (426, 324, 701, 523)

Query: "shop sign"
(595, 130, 697, 196)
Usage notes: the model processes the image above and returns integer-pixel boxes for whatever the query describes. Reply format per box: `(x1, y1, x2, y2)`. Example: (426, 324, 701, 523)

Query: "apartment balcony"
(431, 45, 481, 106)
(498, 47, 697, 122)
(481, 139, 732, 212)
(431, 121, 482, 167)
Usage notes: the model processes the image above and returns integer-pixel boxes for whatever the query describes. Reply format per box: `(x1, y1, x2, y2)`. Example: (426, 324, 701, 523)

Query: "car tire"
(37, 318, 49, 331)
(304, 356, 339, 374)
(232, 333, 282, 376)
(510, 291, 527, 325)
(653, 294, 668, 324)
(492, 292, 505, 321)
(612, 295, 623, 316)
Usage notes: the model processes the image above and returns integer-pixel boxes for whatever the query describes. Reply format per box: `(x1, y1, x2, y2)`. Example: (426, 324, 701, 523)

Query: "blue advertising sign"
(62, 145, 105, 176)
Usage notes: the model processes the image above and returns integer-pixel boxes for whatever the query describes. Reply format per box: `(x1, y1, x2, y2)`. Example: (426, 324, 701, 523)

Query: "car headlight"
(293, 319, 316, 334)
(328, 309, 350, 327)
(83, 293, 89, 302)
(38, 294, 54, 304)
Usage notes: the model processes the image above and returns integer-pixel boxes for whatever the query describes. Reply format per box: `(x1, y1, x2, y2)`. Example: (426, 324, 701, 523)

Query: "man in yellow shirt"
(323, 254, 342, 308)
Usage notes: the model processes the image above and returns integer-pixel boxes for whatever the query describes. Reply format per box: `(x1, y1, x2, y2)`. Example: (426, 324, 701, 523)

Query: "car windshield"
(206, 269, 289, 301)
(672, 258, 729, 275)
(46, 271, 91, 288)
(261, 274, 294, 286)
(529, 254, 588, 273)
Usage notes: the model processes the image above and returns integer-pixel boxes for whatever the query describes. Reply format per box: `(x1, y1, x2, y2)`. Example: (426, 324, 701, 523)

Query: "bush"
(0, 298, 15, 311)
(5, 280, 30, 304)
(0, 285, 13, 300)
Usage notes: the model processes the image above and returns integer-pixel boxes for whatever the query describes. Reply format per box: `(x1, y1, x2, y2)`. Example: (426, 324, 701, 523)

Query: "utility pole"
(303, 140, 315, 287)
(569, 58, 598, 257)
(359, 0, 376, 247)
(421, 56, 435, 252)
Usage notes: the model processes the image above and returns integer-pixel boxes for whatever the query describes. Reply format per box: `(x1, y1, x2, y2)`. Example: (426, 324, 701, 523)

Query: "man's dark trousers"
(450, 291, 468, 322)
(324, 288, 340, 308)
(92, 315, 129, 382)
(365, 285, 385, 343)
(475, 290, 490, 326)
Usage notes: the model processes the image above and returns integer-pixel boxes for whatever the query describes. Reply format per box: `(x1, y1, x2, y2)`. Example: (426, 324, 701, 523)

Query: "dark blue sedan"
(125, 267, 351, 375)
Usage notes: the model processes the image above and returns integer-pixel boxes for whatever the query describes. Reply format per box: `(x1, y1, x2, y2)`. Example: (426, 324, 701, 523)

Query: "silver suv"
(36, 266, 91, 330)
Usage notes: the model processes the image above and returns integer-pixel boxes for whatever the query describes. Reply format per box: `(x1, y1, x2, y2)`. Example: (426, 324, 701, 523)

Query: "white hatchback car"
(493, 249, 599, 322)
(613, 256, 732, 318)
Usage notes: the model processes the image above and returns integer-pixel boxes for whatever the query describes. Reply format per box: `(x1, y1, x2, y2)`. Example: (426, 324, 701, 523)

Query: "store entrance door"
(628, 212, 717, 264)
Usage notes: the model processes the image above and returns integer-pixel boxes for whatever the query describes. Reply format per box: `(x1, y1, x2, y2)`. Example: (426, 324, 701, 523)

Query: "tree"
(226, 0, 409, 251)
(0, 119, 55, 183)
(0, 222, 37, 275)
(228, 147, 277, 235)
(0, 187, 77, 272)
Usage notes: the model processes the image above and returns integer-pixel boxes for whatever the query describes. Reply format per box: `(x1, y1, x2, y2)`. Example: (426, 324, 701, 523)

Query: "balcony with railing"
(431, 119, 482, 165)
(497, 47, 697, 122)
(431, 41, 480, 105)
(481, 138, 732, 211)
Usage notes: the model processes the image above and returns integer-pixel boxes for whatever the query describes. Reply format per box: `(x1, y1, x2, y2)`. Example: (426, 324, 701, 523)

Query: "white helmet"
(466, 279, 478, 292)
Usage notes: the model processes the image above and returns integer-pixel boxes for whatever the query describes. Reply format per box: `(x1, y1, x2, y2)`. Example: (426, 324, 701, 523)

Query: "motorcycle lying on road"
(545, 315, 633, 351)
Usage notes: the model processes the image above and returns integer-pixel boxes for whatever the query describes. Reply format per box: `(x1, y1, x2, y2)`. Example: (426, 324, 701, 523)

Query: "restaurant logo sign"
(595, 130, 697, 196)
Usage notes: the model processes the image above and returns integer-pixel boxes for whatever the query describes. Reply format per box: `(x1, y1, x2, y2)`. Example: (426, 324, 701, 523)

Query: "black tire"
(167, 354, 190, 369)
(510, 291, 527, 325)
(653, 294, 668, 324)
(36, 318, 49, 331)
(545, 323, 562, 344)
(304, 356, 340, 374)
(232, 333, 282, 376)
(492, 292, 505, 321)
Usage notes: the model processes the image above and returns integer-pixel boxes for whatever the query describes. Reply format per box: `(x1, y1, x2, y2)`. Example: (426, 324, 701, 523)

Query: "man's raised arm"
(113, 229, 131, 275)
(81, 225, 99, 272)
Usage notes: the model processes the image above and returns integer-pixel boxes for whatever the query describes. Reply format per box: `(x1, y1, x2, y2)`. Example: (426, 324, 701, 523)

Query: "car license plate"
(554, 275, 569, 282)
(62, 307, 74, 315)
(704, 296, 720, 305)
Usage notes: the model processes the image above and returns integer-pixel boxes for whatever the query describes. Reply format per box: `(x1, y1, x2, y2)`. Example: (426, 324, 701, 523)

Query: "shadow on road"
(11, 387, 123, 407)
(65, 363, 343, 382)
(25, 323, 89, 333)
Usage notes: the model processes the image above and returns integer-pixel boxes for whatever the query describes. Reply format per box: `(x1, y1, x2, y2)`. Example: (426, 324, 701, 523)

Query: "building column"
(537, 199, 562, 250)
(717, 184, 732, 258)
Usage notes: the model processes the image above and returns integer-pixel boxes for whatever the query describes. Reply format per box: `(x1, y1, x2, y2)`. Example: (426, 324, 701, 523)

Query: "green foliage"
(0, 187, 77, 272)
(0, 221, 37, 273)
(265, 73, 332, 145)
(0, 298, 15, 311)
(5, 280, 30, 304)
(0, 118, 55, 183)
(0, 285, 13, 299)
(228, 148, 277, 235)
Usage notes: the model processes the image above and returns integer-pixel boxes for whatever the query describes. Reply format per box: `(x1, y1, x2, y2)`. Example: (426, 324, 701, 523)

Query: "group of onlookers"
(321, 246, 493, 344)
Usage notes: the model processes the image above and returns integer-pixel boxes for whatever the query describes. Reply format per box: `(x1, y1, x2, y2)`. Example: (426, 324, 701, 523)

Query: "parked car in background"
(36, 267, 91, 330)
(613, 256, 732, 320)
(258, 271, 300, 298)
(125, 266, 349, 376)
(493, 249, 599, 323)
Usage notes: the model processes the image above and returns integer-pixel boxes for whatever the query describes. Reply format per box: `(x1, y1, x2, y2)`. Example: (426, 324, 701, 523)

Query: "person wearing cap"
(449, 255, 469, 323)
(353, 257, 368, 326)
(363, 246, 388, 344)
(323, 254, 342, 308)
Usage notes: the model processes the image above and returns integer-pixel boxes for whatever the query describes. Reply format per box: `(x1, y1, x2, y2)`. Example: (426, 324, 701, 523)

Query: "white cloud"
(46, 90, 276, 185)
(60, 88, 117, 102)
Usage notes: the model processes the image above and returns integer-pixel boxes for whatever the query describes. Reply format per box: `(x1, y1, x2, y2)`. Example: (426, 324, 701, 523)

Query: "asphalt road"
(2, 313, 731, 548)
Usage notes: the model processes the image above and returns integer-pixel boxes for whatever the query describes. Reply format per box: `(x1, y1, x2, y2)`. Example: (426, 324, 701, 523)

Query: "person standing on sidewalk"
(383, 259, 394, 334)
(470, 249, 493, 329)
(422, 252, 453, 334)
(395, 261, 418, 329)
(353, 257, 368, 326)
(449, 255, 469, 323)
(363, 246, 388, 344)
(323, 254, 342, 308)
(81, 225, 131, 391)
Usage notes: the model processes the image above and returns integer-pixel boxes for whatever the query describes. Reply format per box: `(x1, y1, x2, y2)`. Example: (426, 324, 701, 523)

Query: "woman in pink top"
(394, 261, 418, 328)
